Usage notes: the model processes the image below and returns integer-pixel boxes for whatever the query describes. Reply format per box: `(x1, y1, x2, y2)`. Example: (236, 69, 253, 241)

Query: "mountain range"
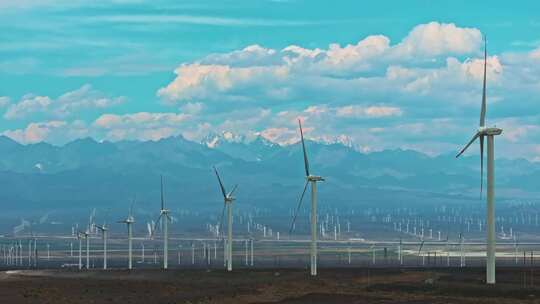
(0, 133, 538, 217)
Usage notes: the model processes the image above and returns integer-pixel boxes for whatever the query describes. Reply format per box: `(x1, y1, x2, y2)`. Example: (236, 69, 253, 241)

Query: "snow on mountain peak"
(202, 131, 246, 148)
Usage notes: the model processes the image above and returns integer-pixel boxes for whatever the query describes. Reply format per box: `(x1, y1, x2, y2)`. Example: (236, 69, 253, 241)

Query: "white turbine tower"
(85, 228, 90, 269)
(456, 38, 502, 285)
(77, 230, 89, 270)
(290, 119, 324, 276)
(95, 222, 108, 270)
(118, 203, 135, 270)
(152, 175, 172, 269)
(77, 231, 83, 270)
(213, 166, 238, 272)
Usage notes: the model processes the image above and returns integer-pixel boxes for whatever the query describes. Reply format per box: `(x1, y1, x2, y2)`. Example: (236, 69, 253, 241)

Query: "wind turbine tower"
(96, 223, 108, 270)
(290, 119, 325, 276)
(456, 38, 502, 284)
(119, 204, 135, 270)
(153, 176, 172, 269)
(213, 166, 238, 272)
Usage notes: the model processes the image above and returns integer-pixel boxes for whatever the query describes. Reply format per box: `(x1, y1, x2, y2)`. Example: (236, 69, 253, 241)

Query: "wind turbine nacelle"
(478, 126, 502, 135)
(307, 175, 324, 182)
(484, 127, 503, 136)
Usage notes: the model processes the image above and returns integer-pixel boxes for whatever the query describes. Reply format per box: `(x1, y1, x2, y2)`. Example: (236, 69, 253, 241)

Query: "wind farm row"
(1, 41, 537, 289)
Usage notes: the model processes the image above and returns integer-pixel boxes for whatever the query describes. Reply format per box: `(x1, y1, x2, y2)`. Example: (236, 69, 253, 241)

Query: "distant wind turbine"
(76, 229, 89, 270)
(213, 166, 238, 272)
(151, 176, 172, 269)
(95, 222, 108, 270)
(290, 119, 325, 276)
(118, 201, 136, 270)
(456, 38, 502, 285)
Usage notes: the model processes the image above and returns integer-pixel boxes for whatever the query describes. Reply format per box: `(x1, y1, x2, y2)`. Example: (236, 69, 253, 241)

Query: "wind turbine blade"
(480, 37, 487, 127)
(160, 175, 165, 211)
(480, 134, 484, 198)
(151, 214, 163, 238)
(289, 180, 309, 234)
(213, 166, 227, 198)
(298, 119, 310, 177)
(228, 184, 238, 197)
(147, 223, 152, 237)
(104, 208, 110, 226)
(456, 132, 480, 158)
(218, 203, 226, 238)
(130, 196, 136, 218)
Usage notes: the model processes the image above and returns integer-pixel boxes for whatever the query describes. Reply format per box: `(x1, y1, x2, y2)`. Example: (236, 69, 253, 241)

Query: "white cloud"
(392, 22, 482, 57)
(3, 120, 68, 144)
(157, 63, 289, 103)
(259, 127, 298, 145)
(93, 112, 191, 141)
(4, 84, 125, 120)
(3, 21, 540, 160)
(0, 96, 11, 108)
(336, 105, 402, 118)
(4, 95, 52, 119)
(94, 112, 190, 128)
(3, 112, 192, 144)
(157, 22, 492, 113)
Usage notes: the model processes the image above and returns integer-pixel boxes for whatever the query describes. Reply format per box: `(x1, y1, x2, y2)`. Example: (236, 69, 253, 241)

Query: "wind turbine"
(76, 230, 89, 270)
(213, 166, 238, 272)
(85, 228, 90, 269)
(456, 38, 502, 285)
(95, 222, 108, 270)
(290, 119, 325, 276)
(118, 202, 135, 270)
(151, 175, 172, 269)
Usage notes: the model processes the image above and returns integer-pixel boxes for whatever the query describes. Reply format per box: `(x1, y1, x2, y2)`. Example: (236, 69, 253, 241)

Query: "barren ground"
(1, 267, 540, 303)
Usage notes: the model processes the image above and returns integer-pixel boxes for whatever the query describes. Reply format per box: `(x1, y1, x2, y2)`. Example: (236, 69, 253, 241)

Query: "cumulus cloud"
(4, 84, 125, 120)
(259, 127, 299, 145)
(4, 95, 52, 119)
(3, 112, 192, 144)
(152, 21, 540, 160)
(157, 22, 488, 111)
(3, 120, 70, 144)
(93, 112, 191, 141)
(392, 22, 482, 57)
(4, 21, 540, 161)
(335, 105, 402, 118)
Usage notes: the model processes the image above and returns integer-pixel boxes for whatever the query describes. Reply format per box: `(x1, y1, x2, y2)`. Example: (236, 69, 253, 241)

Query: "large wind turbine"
(213, 166, 238, 272)
(456, 38, 502, 284)
(118, 203, 135, 270)
(152, 176, 172, 269)
(290, 119, 324, 276)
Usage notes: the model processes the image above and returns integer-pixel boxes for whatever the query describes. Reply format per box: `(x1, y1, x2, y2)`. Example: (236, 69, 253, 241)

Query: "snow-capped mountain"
(0, 134, 539, 215)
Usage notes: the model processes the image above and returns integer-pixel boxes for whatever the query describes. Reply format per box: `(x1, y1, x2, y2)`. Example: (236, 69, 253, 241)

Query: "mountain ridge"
(0, 134, 538, 215)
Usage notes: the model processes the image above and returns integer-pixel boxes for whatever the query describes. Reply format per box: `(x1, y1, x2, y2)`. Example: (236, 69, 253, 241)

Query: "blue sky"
(1, 0, 539, 160)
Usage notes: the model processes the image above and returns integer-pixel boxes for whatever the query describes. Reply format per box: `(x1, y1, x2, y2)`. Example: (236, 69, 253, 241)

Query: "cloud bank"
(2, 22, 540, 160)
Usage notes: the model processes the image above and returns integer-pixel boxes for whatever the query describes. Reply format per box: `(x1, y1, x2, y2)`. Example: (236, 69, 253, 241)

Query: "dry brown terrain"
(1, 267, 540, 303)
